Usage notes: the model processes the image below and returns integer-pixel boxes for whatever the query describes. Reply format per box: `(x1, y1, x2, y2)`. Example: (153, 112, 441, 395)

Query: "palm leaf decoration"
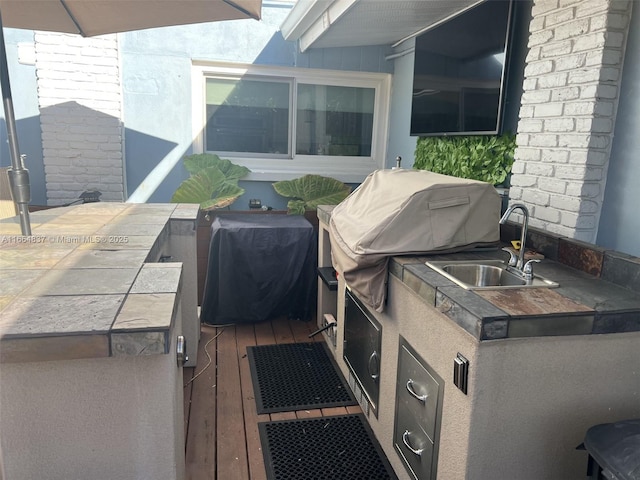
(171, 154, 250, 211)
(273, 174, 351, 215)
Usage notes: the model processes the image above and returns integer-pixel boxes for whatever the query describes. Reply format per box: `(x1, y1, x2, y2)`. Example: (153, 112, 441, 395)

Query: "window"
(296, 84, 374, 157)
(205, 77, 290, 156)
(192, 62, 391, 182)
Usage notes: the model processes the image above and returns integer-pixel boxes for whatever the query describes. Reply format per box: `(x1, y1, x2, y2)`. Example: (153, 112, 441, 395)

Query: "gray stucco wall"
(597, 3, 640, 257)
(385, 39, 418, 170)
(0, 29, 47, 205)
(501, 0, 532, 136)
(120, 2, 392, 209)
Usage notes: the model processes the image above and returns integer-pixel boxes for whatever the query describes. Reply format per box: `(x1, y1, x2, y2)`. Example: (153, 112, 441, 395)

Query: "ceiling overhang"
(281, 0, 486, 52)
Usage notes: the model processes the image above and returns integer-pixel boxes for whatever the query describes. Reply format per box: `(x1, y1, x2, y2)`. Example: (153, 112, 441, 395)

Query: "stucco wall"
(385, 39, 418, 170)
(331, 273, 640, 480)
(0, 321, 185, 480)
(597, 2, 640, 256)
(119, 1, 393, 206)
(0, 30, 47, 205)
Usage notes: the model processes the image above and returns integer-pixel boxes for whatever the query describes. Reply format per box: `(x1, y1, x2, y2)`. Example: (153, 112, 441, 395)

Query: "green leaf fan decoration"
(273, 174, 351, 215)
(171, 154, 250, 210)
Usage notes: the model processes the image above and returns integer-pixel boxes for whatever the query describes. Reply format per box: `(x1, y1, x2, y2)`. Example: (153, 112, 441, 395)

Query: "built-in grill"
(330, 169, 501, 312)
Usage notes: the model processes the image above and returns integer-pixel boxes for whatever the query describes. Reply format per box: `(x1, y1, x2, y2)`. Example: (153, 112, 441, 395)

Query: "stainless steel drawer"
(394, 338, 444, 480)
(397, 342, 441, 440)
(394, 412, 435, 480)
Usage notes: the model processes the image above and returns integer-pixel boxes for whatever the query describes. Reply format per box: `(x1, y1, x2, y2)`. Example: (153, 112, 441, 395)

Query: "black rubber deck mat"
(247, 342, 356, 414)
(259, 414, 398, 480)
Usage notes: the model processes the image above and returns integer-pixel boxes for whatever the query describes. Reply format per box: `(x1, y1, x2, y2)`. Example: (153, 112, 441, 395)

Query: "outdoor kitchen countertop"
(318, 204, 640, 341)
(0, 202, 199, 363)
(391, 253, 640, 340)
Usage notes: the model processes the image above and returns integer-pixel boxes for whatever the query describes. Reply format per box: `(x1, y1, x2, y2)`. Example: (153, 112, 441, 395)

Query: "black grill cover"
(200, 214, 316, 325)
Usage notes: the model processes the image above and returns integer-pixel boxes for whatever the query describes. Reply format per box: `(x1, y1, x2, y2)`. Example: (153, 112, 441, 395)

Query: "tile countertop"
(0, 202, 200, 363)
(317, 205, 640, 341)
(393, 252, 640, 340)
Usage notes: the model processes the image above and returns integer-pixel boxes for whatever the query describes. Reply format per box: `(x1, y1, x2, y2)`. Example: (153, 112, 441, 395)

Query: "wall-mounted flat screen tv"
(410, 0, 514, 136)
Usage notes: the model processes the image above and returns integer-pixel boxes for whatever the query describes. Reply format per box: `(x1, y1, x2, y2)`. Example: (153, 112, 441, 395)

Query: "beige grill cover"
(329, 169, 500, 311)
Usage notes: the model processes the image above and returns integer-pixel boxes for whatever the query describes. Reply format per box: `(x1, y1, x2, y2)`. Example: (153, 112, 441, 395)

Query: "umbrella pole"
(0, 11, 32, 235)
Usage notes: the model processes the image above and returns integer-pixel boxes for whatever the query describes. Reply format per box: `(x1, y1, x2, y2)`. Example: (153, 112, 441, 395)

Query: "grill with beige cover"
(329, 169, 501, 311)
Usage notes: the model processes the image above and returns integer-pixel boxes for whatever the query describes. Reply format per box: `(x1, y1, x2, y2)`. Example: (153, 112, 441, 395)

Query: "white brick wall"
(510, 0, 633, 242)
(35, 32, 124, 205)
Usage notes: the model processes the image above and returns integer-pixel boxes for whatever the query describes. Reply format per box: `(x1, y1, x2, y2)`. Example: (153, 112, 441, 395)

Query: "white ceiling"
(281, 0, 486, 51)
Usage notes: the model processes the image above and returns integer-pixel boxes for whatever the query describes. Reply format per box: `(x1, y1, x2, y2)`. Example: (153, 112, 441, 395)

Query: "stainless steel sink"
(425, 259, 559, 290)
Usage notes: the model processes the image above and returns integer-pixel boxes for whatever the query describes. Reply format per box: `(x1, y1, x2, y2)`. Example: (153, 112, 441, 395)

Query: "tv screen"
(410, 0, 513, 136)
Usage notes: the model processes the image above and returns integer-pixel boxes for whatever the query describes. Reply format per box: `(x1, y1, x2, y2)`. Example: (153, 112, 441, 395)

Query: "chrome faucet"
(499, 203, 532, 274)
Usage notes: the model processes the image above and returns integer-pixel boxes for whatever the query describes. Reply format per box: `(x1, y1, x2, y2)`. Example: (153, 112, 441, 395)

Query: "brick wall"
(510, 0, 633, 242)
(34, 32, 124, 205)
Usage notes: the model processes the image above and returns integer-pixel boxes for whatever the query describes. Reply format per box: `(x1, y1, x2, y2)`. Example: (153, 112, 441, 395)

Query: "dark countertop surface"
(391, 250, 640, 340)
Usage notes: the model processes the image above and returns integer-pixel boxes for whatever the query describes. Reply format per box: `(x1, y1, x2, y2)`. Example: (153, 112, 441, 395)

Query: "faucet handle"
(501, 247, 518, 267)
(523, 259, 541, 279)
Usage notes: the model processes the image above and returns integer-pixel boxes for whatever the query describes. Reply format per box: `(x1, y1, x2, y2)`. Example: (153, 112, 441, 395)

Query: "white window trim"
(192, 61, 391, 183)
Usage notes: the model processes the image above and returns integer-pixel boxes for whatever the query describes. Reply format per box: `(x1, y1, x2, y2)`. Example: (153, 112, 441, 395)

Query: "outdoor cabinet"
(394, 338, 443, 480)
(0, 203, 200, 479)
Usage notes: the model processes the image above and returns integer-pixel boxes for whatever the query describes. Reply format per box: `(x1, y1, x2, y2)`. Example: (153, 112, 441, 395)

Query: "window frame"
(204, 74, 294, 159)
(192, 61, 391, 183)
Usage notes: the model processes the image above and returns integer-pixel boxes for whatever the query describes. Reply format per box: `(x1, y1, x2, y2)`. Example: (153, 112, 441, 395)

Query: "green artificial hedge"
(413, 133, 516, 186)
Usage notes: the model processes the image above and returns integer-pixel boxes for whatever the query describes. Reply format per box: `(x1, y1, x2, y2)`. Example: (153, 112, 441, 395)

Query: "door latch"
(177, 335, 188, 366)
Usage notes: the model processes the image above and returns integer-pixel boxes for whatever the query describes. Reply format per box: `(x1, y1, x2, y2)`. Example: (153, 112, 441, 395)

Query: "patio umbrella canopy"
(0, 0, 262, 234)
(0, 0, 262, 36)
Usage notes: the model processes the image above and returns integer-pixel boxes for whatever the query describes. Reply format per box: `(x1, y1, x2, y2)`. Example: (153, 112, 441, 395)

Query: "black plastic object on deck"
(581, 419, 640, 480)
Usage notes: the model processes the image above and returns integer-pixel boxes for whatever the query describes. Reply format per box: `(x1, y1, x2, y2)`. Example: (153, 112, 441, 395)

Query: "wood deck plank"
(289, 316, 317, 343)
(321, 406, 350, 417)
(216, 326, 250, 480)
(236, 323, 269, 480)
(185, 327, 219, 479)
(296, 409, 323, 419)
(186, 463, 216, 480)
(269, 411, 297, 421)
(184, 367, 194, 444)
(271, 315, 295, 344)
(186, 317, 357, 479)
(253, 319, 275, 345)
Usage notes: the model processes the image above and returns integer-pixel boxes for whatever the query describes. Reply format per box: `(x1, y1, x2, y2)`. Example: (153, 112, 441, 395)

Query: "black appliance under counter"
(200, 214, 317, 325)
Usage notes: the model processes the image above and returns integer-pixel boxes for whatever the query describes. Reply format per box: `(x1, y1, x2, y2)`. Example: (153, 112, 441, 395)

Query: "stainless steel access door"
(343, 288, 382, 417)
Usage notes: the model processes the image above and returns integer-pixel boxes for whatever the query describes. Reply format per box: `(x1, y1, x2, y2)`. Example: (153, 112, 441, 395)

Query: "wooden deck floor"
(183, 316, 361, 480)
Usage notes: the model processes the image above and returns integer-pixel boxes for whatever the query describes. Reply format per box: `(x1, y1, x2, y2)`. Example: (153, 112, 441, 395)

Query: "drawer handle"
(402, 430, 424, 457)
(368, 351, 379, 382)
(406, 379, 428, 403)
